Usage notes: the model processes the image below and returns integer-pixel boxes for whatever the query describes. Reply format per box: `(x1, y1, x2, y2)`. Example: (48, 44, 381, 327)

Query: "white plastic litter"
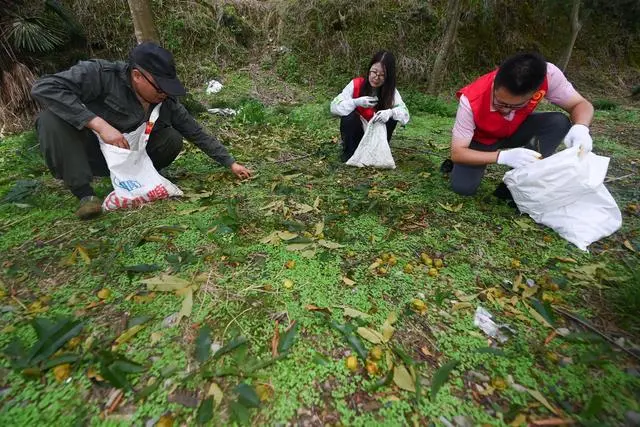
(503, 146, 622, 251)
(473, 306, 512, 343)
(346, 121, 395, 169)
(206, 80, 223, 94)
(207, 108, 237, 116)
(98, 103, 183, 211)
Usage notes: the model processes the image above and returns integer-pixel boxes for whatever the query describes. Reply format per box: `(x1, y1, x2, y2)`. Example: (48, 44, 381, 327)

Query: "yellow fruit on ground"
(53, 364, 71, 382)
(97, 288, 111, 299)
(388, 256, 398, 266)
(420, 253, 433, 266)
(434, 259, 444, 268)
(381, 253, 390, 262)
(511, 259, 521, 268)
(346, 355, 358, 371)
(428, 268, 438, 277)
(411, 298, 427, 314)
(370, 346, 383, 361)
(283, 279, 294, 289)
(284, 260, 296, 269)
(403, 264, 414, 274)
(366, 360, 379, 375)
(156, 415, 174, 427)
(377, 267, 388, 275)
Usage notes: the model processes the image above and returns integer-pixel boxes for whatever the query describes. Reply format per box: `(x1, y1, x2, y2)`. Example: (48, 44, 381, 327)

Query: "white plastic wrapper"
(206, 80, 223, 94)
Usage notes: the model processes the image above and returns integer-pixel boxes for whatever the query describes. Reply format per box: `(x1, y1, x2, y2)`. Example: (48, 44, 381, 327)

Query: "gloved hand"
(497, 147, 542, 168)
(564, 124, 593, 154)
(372, 109, 393, 123)
(353, 96, 378, 108)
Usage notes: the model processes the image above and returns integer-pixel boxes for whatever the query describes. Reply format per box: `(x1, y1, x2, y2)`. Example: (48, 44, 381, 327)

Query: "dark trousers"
(36, 109, 183, 199)
(451, 112, 571, 196)
(340, 111, 398, 162)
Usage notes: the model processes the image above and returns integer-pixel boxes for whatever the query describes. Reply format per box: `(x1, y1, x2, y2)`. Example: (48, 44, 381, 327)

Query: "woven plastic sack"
(98, 103, 183, 211)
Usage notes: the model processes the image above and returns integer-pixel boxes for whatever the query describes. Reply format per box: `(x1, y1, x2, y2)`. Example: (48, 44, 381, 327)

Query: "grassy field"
(0, 72, 639, 426)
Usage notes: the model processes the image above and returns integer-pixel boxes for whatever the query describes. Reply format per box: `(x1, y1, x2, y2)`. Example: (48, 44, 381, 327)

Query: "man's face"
(492, 86, 532, 115)
(132, 68, 167, 104)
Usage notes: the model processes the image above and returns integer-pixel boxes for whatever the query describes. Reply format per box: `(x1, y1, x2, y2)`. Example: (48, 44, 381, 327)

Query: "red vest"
(352, 77, 375, 122)
(456, 70, 548, 145)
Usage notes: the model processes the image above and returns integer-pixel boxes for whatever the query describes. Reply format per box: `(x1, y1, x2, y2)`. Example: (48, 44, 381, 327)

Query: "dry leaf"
(343, 306, 370, 320)
(623, 240, 636, 252)
(342, 276, 356, 286)
(381, 323, 395, 342)
(357, 327, 384, 344)
(142, 274, 191, 292)
(527, 388, 559, 415)
(452, 302, 474, 312)
(393, 365, 416, 392)
(114, 324, 145, 347)
(207, 382, 224, 407)
(53, 364, 71, 382)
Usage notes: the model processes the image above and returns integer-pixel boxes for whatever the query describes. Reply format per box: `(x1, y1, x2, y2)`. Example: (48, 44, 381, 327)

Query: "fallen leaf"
(452, 302, 474, 312)
(342, 306, 370, 320)
(196, 397, 214, 425)
(438, 202, 463, 213)
(286, 243, 313, 252)
(342, 276, 356, 286)
(357, 327, 385, 344)
(207, 382, 224, 407)
(509, 414, 528, 427)
(114, 324, 145, 347)
(305, 304, 331, 315)
(317, 240, 343, 249)
(277, 231, 298, 240)
(381, 323, 395, 342)
(393, 365, 416, 392)
(141, 274, 191, 292)
(255, 383, 274, 402)
(623, 240, 636, 252)
(530, 418, 575, 426)
(178, 287, 194, 321)
(97, 288, 111, 300)
(553, 257, 577, 263)
(527, 388, 559, 415)
(150, 332, 162, 345)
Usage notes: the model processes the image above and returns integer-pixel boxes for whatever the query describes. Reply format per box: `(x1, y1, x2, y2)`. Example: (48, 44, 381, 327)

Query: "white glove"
(564, 124, 593, 154)
(497, 148, 542, 169)
(353, 96, 378, 108)
(372, 109, 393, 123)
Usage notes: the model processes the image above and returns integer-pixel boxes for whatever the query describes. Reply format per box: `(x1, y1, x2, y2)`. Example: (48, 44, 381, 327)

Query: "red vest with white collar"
(352, 77, 375, 122)
(456, 70, 548, 145)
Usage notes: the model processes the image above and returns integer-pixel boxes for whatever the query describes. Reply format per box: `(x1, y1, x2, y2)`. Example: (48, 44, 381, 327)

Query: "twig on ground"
(604, 173, 634, 183)
(222, 307, 252, 338)
(553, 306, 640, 361)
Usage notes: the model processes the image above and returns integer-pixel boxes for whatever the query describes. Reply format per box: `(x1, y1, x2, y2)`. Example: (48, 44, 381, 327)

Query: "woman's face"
(368, 62, 386, 88)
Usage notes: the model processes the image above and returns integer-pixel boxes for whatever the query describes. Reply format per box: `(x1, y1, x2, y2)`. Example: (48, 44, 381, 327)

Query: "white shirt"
(330, 80, 410, 129)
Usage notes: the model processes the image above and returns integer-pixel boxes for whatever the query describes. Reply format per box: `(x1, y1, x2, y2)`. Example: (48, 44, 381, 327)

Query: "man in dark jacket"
(31, 42, 251, 219)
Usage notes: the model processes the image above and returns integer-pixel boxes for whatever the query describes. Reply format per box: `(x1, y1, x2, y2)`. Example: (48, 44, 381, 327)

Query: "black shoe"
(493, 182, 513, 201)
(440, 159, 453, 174)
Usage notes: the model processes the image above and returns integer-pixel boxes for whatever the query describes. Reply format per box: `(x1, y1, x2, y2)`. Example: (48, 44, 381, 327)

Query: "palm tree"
(0, 0, 81, 133)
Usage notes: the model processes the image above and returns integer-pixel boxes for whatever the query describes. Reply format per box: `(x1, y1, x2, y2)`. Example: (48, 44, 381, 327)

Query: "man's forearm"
(451, 145, 500, 166)
(570, 100, 594, 127)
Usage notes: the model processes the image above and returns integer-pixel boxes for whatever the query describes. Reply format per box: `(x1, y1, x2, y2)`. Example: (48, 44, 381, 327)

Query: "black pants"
(340, 111, 398, 162)
(36, 109, 183, 199)
(451, 112, 571, 196)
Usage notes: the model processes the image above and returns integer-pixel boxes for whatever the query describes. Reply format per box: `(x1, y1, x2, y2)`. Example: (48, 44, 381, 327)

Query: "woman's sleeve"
(390, 89, 410, 125)
(330, 80, 357, 116)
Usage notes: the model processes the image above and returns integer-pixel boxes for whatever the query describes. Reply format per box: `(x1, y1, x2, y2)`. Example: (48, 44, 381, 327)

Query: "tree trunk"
(127, 0, 159, 44)
(559, 0, 582, 72)
(427, 0, 463, 95)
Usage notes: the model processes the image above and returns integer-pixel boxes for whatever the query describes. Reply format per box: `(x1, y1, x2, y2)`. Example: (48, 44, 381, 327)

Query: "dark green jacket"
(31, 59, 235, 166)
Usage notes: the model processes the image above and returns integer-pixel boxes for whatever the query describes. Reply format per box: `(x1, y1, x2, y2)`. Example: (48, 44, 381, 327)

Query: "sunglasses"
(135, 68, 165, 95)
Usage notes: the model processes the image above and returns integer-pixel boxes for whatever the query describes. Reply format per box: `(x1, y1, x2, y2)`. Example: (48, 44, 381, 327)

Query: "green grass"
(1, 70, 639, 426)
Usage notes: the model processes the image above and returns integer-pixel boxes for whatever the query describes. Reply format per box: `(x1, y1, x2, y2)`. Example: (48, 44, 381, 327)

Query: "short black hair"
(494, 52, 547, 96)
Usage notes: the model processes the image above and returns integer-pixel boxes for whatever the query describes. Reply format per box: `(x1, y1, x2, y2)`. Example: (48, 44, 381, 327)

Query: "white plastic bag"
(98, 103, 183, 211)
(346, 121, 396, 169)
(503, 147, 622, 251)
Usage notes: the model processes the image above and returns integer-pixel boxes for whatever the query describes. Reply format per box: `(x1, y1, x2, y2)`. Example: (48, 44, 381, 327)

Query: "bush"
(236, 99, 267, 124)
(403, 91, 457, 117)
(592, 99, 619, 111)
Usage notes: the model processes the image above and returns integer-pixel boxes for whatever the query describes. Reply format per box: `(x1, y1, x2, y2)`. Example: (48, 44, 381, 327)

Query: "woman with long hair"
(330, 50, 410, 162)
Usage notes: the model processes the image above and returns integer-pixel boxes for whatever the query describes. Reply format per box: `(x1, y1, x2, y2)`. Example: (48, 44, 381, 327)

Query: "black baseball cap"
(129, 42, 186, 97)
